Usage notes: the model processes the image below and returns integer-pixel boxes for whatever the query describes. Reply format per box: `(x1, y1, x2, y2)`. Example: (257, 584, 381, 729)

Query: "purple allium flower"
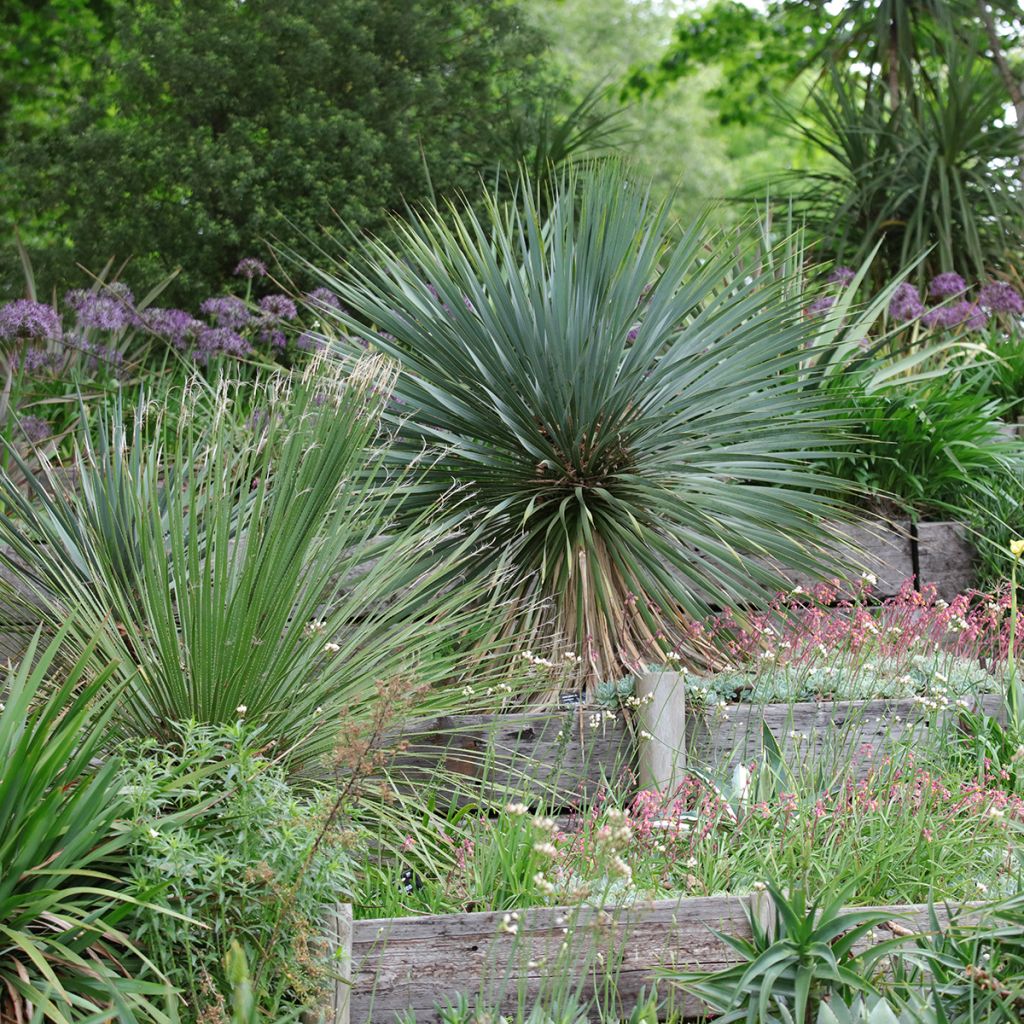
(193, 325, 253, 363)
(234, 257, 268, 279)
(827, 266, 856, 286)
(627, 325, 640, 342)
(80, 340, 125, 374)
(259, 327, 287, 350)
(927, 272, 967, 299)
(17, 415, 51, 443)
(139, 308, 203, 350)
(888, 282, 924, 323)
(295, 331, 325, 353)
(978, 281, 1024, 315)
(0, 299, 62, 343)
(16, 347, 58, 374)
(922, 301, 988, 331)
(304, 287, 343, 312)
(805, 294, 835, 316)
(258, 294, 298, 321)
(64, 288, 134, 331)
(200, 295, 252, 330)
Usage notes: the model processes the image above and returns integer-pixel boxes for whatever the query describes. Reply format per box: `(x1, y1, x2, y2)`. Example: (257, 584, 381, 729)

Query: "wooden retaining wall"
(385, 694, 1006, 810)
(345, 895, 974, 1023)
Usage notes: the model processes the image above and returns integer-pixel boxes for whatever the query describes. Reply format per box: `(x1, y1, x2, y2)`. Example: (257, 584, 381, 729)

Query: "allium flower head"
(0, 299, 62, 343)
(200, 295, 252, 330)
(193, 325, 253, 363)
(927, 272, 967, 299)
(978, 281, 1024, 316)
(139, 307, 203, 350)
(805, 294, 835, 316)
(304, 287, 343, 312)
(65, 288, 134, 331)
(889, 282, 924, 323)
(295, 331, 325, 353)
(234, 257, 268, 279)
(258, 294, 298, 321)
(827, 266, 855, 286)
(17, 347, 58, 374)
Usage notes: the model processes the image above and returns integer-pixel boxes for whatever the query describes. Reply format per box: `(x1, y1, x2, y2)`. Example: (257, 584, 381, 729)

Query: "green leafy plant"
(821, 374, 1018, 519)
(663, 882, 912, 1023)
(307, 163, 855, 681)
(118, 721, 352, 1022)
(0, 627, 164, 1023)
(0, 360, 510, 765)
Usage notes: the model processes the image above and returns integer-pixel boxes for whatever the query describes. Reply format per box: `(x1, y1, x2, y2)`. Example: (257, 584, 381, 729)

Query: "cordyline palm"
(305, 165, 854, 683)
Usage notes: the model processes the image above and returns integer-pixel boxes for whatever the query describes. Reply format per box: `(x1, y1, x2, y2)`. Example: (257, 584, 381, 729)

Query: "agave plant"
(1, 627, 164, 1023)
(303, 164, 853, 681)
(663, 881, 914, 1024)
(0, 359, 510, 765)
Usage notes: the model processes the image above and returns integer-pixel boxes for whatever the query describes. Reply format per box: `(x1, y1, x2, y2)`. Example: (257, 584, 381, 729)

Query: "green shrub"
(119, 722, 351, 1022)
(822, 374, 1018, 519)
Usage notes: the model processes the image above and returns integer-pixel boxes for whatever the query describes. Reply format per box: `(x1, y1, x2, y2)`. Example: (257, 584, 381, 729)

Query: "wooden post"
(748, 888, 777, 943)
(306, 903, 352, 1024)
(635, 669, 686, 792)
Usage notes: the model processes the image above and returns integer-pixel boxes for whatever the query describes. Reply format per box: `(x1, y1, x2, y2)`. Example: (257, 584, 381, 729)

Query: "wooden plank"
(384, 692, 1007, 811)
(916, 521, 976, 601)
(347, 896, 974, 1022)
(384, 711, 635, 811)
(687, 694, 1006, 777)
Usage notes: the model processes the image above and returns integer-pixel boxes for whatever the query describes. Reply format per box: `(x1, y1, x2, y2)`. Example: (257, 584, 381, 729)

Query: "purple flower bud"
(927, 272, 967, 299)
(193, 325, 253, 363)
(805, 295, 835, 316)
(17, 415, 51, 443)
(259, 327, 287, 350)
(234, 257, 269, 279)
(258, 294, 298, 321)
(295, 331, 325, 353)
(827, 266, 855, 286)
(888, 283, 924, 323)
(139, 308, 203, 350)
(978, 281, 1024, 315)
(0, 300, 63, 343)
(200, 295, 252, 330)
(922, 301, 988, 331)
(16, 347, 59, 374)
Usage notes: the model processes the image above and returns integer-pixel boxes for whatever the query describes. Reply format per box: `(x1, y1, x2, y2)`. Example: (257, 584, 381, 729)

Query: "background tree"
(0, 0, 556, 303)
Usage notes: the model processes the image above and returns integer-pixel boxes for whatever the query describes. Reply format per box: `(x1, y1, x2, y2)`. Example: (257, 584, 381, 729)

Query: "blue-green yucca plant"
(306, 164, 853, 680)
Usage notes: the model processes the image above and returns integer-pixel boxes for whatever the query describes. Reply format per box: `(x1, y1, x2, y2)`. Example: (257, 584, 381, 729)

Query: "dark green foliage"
(823, 374, 1019, 519)
(2, 0, 554, 304)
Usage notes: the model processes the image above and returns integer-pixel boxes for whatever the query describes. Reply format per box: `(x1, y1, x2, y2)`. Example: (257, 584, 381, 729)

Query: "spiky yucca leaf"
(304, 164, 854, 681)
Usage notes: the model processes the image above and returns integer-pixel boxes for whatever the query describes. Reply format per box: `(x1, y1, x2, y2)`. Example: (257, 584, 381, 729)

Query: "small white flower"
(236, 705, 248, 715)
(148, 827, 160, 839)
(323, 642, 340, 653)
(861, 571, 878, 586)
